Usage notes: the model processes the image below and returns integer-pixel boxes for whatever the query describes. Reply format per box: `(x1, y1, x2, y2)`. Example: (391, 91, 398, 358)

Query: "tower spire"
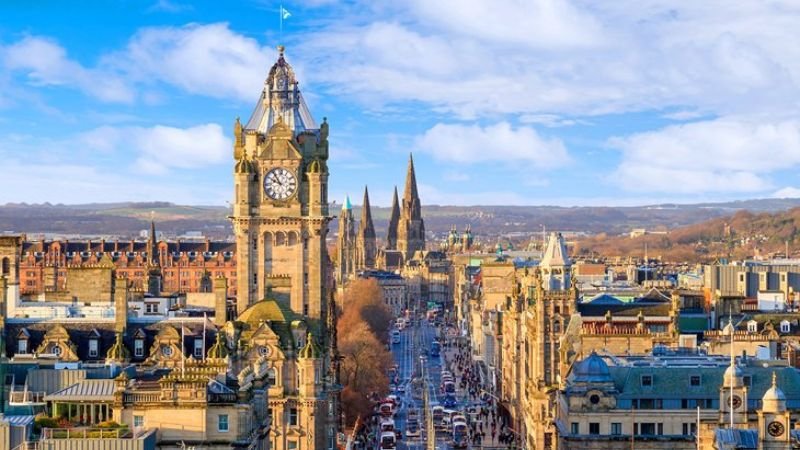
(397, 153, 425, 261)
(404, 153, 420, 210)
(356, 186, 377, 270)
(387, 186, 400, 250)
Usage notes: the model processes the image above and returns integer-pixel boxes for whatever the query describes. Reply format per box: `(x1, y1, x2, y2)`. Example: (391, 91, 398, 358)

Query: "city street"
(382, 314, 511, 450)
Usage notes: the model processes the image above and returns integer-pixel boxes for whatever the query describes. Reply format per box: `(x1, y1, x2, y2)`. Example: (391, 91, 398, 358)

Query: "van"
(453, 422, 469, 448)
(380, 418, 395, 433)
(391, 330, 401, 345)
(379, 431, 397, 449)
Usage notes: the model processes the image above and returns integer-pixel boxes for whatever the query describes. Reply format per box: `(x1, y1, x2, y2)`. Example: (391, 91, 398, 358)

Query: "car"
(452, 422, 469, 448)
(380, 418, 395, 433)
(397, 385, 406, 395)
(442, 394, 457, 408)
(405, 419, 421, 438)
(379, 402, 394, 417)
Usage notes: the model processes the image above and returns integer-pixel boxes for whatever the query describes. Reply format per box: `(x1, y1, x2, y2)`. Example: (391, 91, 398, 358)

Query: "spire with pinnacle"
(397, 153, 425, 261)
(337, 194, 357, 283)
(387, 186, 400, 250)
(356, 186, 377, 270)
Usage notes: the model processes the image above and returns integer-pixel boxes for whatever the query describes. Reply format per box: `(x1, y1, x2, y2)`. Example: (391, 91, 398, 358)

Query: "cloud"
(113, 23, 271, 102)
(773, 187, 800, 199)
(415, 122, 569, 167)
(79, 123, 231, 174)
(298, 1, 800, 118)
(2, 36, 133, 102)
(610, 118, 800, 193)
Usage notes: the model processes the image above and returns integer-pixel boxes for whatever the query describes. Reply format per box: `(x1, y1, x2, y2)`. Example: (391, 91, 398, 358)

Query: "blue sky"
(2, 0, 800, 207)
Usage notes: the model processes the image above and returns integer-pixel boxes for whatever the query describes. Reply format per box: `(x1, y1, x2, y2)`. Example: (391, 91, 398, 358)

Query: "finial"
(277, 45, 285, 55)
(773, 371, 778, 387)
(150, 211, 155, 221)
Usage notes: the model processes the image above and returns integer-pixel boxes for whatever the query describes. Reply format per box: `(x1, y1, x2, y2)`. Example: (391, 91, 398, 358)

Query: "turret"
(540, 232, 571, 290)
(114, 276, 129, 334)
(214, 276, 228, 327)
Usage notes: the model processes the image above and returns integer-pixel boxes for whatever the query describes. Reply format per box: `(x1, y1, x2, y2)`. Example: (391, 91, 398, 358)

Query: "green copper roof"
(238, 298, 298, 349)
(343, 195, 352, 210)
(298, 332, 322, 359)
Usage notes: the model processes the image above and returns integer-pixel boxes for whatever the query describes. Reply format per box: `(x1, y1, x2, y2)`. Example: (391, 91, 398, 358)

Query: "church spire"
(403, 153, 420, 218)
(355, 186, 377, 270)
(359, 186, 375, 239)
(387, 186, 400, 250)
(397, 153, 426, 261)
(147, 214, 159, 268)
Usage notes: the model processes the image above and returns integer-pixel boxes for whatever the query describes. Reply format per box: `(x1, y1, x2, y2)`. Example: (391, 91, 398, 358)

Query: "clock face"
(161, 345, 173, 357)
(731, 395, 742, 409)
(263, 167, 297, 201)
(768, 421, 785, 437)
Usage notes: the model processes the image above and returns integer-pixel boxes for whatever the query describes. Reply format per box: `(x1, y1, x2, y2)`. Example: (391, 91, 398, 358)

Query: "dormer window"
(194, 338, 203, 358)
(781, 321, 791, 333)
(89, 339, 98, 358)
(134, 339, 144, 357)
(747, 320, 758, 333)
(641, 375, 653, 387)
(690, 375, 701, 387)
(18, 339, 28, 354)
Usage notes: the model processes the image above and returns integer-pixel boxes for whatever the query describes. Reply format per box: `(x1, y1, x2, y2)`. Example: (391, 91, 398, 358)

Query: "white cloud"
(79, 123, 230, 174)
(415, 122, 569, 167)
(773, 187, 800, 199)
(113, 23, 271, 102)
(2, 36, 133, 102)
(298, 1, 800, 118)
(610, 118, 800, 193)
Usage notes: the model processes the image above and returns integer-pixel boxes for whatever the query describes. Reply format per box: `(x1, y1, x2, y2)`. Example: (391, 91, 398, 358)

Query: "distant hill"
(2, 198, 800, 240)
(575, 207, 800, 262)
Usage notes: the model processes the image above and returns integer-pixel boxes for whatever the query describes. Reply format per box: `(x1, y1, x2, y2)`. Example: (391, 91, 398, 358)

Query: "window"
(218, 414, 229, 432)
(89, 339, 98, 358)
(683, 423, 697, 435)
(747, 321, 757, 333)
(289, 408, 298, 426)
(639, 423, 656, 435)
(288, 441, 298, 450)
(589, 423, 600, 435)
(145, 303, 158, 314)
(135, 339, 144, 357)
(194, 339, 203, 358)
(611, 423, 622, 435)
(570, 422, 579, 434)
(18, 339, 27, 354)
(267, 368, 277, 386)
(743, 376, 752, 387)
(133, 415, 144, 428)
(690, 375, 701, 387)
(52, 345, 62, 356)
(161, 345, 173, 357)
(641, 375, 653, 387)
(781, 321, 791, 333)
(657, 423, 663, 435)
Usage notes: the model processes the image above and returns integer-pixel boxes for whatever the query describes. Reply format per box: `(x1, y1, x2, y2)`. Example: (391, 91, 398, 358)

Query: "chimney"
(214, 276, 228, 327)
(114, 276, 129, 334)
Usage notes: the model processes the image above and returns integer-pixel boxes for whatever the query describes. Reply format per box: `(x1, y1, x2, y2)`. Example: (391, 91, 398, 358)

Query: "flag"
(281, 7, 291, 20)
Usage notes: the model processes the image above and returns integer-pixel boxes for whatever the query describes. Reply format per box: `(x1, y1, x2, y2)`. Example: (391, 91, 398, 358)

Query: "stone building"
(396, 154, 425, 263)
(557, 351, 800, 450)
(336, 196, 356, 285)
(229, 45, 339, 450)
(9, 225, 237, 297)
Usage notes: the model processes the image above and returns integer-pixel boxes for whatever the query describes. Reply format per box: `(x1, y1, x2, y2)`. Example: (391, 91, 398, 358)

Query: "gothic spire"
(387, 186, 400, 250)
(359, 186, 375, 239)
(403, 153, 420, 216)
(147, 215, 159, 267)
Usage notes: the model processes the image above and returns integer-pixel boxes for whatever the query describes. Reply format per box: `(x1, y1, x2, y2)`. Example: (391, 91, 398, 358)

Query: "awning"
(44, 379, 115, 402)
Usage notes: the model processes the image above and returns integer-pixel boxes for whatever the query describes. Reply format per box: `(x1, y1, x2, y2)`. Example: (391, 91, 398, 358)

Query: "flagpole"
(181, 320, 186, 377)
(203, 313, 207, 361)
(279, 3, 283, 44)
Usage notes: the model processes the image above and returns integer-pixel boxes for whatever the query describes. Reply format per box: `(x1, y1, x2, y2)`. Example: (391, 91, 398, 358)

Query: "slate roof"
(607, 364, 800, 408)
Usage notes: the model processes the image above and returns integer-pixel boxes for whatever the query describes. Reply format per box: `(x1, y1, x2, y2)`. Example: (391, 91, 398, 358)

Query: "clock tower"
(758, 372, 791, 450)
(232, 45, 331, 322)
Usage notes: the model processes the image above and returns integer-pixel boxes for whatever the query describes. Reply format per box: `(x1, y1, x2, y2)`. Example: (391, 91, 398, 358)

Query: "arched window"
(1, 257, 9, 276)
(267, 367, 277, 386)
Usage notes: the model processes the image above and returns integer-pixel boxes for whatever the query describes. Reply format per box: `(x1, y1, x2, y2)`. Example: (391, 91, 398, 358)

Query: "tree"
(339, 278, 393, 343)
